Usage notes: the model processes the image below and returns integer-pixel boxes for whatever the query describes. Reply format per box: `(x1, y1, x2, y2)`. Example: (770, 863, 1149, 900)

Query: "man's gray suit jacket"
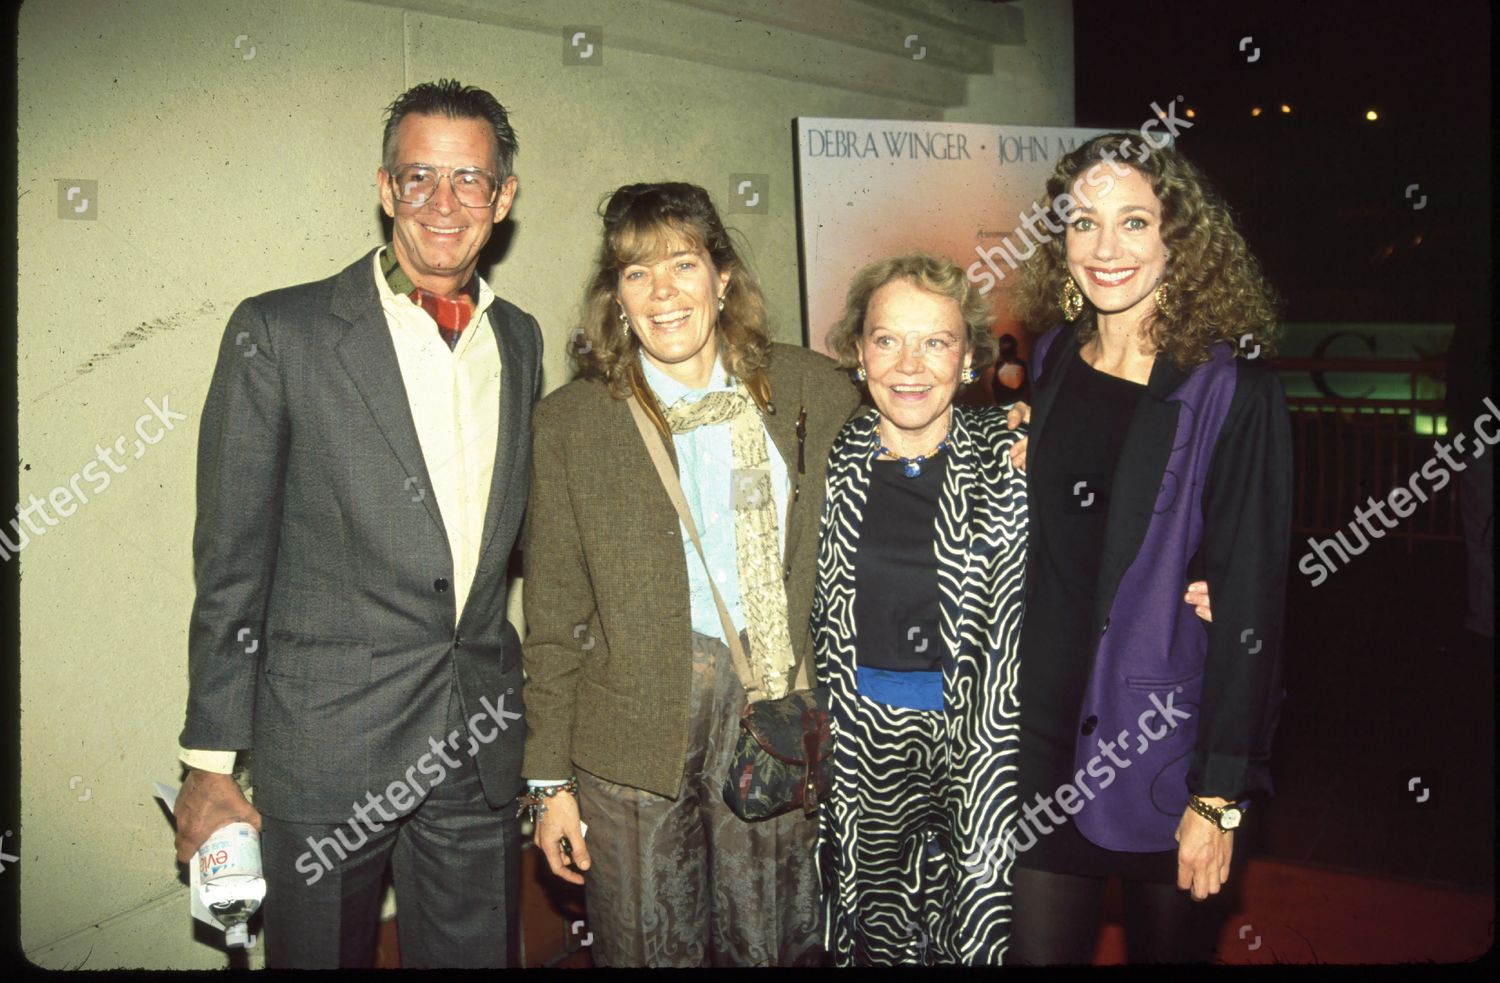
(180, 247, 542, 824)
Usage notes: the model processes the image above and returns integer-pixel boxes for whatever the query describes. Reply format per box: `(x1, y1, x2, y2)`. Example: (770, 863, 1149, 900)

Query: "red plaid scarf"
(382, 245, 479, 350)
(409, 285, 476, 350)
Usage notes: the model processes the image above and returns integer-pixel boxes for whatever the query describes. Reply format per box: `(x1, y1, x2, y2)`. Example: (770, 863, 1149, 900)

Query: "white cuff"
(179, 748, 238, 774)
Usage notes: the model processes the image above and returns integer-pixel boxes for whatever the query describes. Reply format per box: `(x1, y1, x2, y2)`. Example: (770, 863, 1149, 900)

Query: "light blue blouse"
(640, 356, 790, 643)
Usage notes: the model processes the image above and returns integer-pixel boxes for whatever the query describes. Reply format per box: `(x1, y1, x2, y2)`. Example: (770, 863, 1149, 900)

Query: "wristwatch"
(1188, 794, 1246, 832)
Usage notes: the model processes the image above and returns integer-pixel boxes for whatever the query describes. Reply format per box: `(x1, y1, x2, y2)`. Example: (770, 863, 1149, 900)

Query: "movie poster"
(795, 118, 1101, 403)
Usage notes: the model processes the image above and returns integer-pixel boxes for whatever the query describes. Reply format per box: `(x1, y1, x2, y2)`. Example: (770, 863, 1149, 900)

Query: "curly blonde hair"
(1009, 132, 1280, 368)
(826, 252, 998, 383)
(572, 183, 773, 411)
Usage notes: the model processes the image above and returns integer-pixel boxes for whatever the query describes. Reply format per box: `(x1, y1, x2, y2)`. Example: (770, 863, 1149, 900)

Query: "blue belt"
(856, 666, 944, 711)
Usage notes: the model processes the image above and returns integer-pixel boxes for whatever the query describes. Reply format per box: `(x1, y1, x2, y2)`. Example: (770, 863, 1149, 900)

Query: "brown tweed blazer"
(521, 343, 861, 797)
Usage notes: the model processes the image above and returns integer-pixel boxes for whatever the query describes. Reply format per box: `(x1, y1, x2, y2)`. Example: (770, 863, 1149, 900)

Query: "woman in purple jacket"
(1003, 132, 1292, 963)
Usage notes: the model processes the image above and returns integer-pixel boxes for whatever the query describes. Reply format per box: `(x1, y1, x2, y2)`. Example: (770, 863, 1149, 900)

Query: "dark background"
(1074, 0, 1491, 323)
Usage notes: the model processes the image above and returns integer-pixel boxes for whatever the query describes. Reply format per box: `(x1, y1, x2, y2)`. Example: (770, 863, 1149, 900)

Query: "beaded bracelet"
(516, 776, 579, 822)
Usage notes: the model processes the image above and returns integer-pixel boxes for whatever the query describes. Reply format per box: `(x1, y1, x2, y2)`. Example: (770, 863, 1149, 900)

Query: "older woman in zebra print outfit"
(811, 253, 1027, 965)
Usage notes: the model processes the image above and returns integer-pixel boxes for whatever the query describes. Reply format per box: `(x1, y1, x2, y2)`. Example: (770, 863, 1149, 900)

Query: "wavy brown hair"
(573, 182, 773, 419)
(826, 252, 998, 383)
(1009, 132, 1280, 368)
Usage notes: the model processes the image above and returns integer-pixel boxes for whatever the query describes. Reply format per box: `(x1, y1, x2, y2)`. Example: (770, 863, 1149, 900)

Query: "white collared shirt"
(372, 249, 501, 624)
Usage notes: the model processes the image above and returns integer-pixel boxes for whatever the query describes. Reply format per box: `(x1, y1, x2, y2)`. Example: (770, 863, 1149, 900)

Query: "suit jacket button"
(1082, 715, 1098, 736)
(434, 578, 450, 593)
(454, 633, 463, 648)
(783, 565, 792, 582)
(1099, 618, 1110, 636)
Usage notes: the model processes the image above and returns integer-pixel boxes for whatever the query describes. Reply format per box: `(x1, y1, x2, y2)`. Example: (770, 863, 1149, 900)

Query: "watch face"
(1220, 808, 1243, 830)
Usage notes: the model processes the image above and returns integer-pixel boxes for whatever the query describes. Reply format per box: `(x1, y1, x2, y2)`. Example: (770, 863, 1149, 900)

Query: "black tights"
(1009, 867, 1220, 965)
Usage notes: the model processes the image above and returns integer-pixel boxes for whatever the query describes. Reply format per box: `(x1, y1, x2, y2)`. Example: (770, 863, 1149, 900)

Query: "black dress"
(1016, 350, 1176, 882)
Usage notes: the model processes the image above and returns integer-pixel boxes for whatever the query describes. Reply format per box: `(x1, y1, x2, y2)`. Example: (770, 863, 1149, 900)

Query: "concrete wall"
(15, 0, 1071, 967)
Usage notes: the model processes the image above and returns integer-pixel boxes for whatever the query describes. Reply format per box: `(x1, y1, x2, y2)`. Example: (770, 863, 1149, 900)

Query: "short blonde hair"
(826, 252, 997, 381)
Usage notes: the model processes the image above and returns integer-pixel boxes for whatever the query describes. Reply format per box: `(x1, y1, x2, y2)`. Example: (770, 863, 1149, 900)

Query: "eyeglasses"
(388, 164, 501, 208)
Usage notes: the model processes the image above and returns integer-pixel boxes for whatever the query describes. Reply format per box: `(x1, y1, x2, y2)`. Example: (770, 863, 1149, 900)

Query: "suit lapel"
(331, 251, 447, 537)
(634, 386, 680, 472)
(761, 361, 804, 563)
(761, 370, 799, 475)
(475, 303, 524, 565)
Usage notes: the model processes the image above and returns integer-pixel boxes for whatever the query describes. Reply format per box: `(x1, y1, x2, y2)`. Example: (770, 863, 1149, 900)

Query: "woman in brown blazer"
(519, 182, 860, 966)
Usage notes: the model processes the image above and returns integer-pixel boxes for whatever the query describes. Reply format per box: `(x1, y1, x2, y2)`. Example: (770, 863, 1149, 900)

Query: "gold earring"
(1060, 276, 1085, 321)
(855, 366, 867, 382)
(1154, 281, 1175, 319)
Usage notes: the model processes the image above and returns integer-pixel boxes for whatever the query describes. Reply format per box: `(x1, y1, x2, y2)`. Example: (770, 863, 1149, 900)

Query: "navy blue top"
(852, 453, 947, 710)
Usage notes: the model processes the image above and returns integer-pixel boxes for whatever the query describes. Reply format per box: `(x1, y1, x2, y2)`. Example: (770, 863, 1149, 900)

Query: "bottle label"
(197, 822, 266, 904)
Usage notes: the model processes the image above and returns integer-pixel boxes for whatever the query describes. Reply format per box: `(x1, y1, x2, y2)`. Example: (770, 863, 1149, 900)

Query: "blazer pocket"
(576, 674, 633, 709)
(1123, 670, 1203, 694)
(264, 630, 373, 684)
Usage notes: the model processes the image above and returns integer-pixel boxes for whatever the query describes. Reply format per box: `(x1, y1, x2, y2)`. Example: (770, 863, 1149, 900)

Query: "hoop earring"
(855, 366, 867, 383)
(1061, 276, 1085, 321)
(1154, 281, 1176, 319)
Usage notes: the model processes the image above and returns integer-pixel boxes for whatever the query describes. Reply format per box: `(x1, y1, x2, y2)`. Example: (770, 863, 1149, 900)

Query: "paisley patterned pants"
(575, 632, 824, 967)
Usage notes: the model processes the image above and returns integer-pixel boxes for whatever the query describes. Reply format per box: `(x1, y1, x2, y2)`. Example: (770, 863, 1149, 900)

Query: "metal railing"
(1274, 358, 1460, 546)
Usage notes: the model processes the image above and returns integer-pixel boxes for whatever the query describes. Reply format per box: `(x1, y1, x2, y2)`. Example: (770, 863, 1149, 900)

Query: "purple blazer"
(1026, 324, 1292, 852)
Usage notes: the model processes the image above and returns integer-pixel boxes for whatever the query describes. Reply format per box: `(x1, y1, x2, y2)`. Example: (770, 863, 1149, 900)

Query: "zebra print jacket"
(812, 403, 1028, 964)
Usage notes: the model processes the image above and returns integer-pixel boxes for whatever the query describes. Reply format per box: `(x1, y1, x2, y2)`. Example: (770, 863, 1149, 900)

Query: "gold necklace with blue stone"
(874, 427, 952, 478)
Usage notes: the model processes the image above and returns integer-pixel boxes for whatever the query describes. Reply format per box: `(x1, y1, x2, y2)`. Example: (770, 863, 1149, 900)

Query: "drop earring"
(1060, 276, 1085, 321)
(1153, 280, 1176, 319)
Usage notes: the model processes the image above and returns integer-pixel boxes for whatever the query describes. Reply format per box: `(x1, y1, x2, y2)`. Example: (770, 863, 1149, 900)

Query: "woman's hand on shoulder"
(1004, 401, 1031, 471)
(1004, 401, 1032, 430)
(1184, 581, 1212, 622)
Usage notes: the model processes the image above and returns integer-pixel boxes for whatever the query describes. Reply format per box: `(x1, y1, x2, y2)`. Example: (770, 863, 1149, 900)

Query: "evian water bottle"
(196, 822, 266, 948)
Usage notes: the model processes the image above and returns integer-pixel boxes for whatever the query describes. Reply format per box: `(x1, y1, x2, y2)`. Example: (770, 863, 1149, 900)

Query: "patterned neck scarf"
(664, 382, 795, 699)
(382, 246, 478, 350)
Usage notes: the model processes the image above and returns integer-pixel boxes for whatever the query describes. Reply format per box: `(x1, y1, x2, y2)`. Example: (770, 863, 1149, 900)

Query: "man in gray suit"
(172, 79, 541, 968)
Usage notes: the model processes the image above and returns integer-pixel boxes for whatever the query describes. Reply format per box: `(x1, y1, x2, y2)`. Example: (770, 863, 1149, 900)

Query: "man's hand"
(1005, 401, 1032, 471)
(533, 790, 591, 885)
(1174, 798, 1233, 900)
(1183, 580, 1212, 622)
(173, 768, 262, 863)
